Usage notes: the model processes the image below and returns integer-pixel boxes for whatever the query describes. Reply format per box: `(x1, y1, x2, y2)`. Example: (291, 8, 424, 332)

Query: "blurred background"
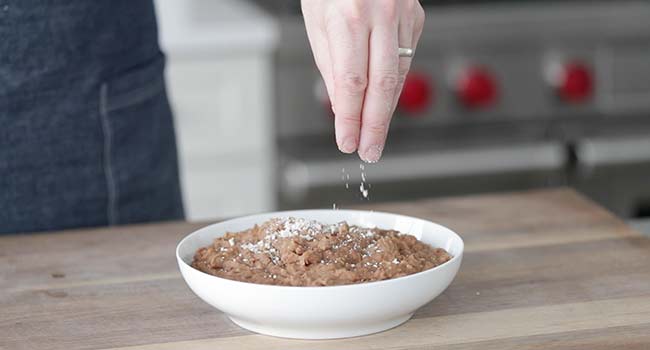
(154, 0, 650, 234)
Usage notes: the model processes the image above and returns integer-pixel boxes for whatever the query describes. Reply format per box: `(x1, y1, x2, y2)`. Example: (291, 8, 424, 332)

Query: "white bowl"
(176, 210, 464, 339)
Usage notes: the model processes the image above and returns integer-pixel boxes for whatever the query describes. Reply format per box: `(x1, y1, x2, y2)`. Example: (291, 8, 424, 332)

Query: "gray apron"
(0, 0, 184, 233)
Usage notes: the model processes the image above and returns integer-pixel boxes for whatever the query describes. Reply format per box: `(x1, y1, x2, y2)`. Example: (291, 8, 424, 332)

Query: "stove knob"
(554, 62, 594, 103)
(456, 67, 498, 109)
(398, 72, 433, 115)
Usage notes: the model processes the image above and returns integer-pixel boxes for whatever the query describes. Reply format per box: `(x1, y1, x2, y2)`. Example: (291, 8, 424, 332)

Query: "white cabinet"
(156, 0, 278, 220)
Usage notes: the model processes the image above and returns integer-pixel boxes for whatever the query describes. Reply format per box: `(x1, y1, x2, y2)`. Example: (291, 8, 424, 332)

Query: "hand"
(302, 0, 425, 162)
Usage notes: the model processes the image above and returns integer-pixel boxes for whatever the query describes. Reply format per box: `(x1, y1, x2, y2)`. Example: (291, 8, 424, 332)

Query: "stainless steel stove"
(254, 0, 650, 220)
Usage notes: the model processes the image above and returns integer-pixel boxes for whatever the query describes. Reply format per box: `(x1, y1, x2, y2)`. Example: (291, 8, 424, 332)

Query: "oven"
(252, 0, 650, 223)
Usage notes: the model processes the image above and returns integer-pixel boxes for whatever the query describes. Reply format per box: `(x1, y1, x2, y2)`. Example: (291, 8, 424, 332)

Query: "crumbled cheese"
(360, 182, 369, 199)
(240, 217, 333, 262)
(226, 218, 423, 276)
(241, 242, 262, 254)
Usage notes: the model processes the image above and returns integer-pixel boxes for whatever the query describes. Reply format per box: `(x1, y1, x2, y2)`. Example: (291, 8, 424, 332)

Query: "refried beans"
(191, 217, 452, 286)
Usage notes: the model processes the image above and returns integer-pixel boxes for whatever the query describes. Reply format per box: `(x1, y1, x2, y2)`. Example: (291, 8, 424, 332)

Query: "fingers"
(412, 3, 426, 48)
(302, 0, 426, 161)
(392, 1, 424, 115)
(358, 23, 399, 163)
(311, 34, 337, 112)
(302, 2, 336, 110)
(326, 13, 370, 154)
(391, 5, 416, 113)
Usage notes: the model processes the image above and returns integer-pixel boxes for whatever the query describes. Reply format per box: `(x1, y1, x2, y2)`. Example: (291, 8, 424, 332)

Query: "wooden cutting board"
(1, 188, 649, 350)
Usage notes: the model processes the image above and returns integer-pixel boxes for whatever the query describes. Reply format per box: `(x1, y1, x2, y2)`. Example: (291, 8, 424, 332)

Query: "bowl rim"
(176, 209, 464, 291)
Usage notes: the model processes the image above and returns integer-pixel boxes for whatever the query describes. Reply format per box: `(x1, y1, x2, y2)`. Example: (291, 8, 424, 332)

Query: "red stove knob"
(398, 72, 433, 115)
(555, 62, 593, 103)
(456, 67, 498, 109)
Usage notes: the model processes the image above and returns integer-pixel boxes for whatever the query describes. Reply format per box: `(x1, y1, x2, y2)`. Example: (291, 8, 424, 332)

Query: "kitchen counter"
(1, 188, 649, 349)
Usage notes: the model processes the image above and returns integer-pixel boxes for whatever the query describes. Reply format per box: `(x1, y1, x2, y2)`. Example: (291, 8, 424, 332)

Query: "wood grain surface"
(1, 188, 649, 350)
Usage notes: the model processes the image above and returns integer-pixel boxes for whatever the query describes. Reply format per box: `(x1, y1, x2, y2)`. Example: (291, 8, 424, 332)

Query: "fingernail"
(360, 144, 383, 163)
(339, 137, 357, 154)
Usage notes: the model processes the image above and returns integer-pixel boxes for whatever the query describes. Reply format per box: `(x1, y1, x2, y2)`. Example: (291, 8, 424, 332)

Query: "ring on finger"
(398, 47, 414, 57)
